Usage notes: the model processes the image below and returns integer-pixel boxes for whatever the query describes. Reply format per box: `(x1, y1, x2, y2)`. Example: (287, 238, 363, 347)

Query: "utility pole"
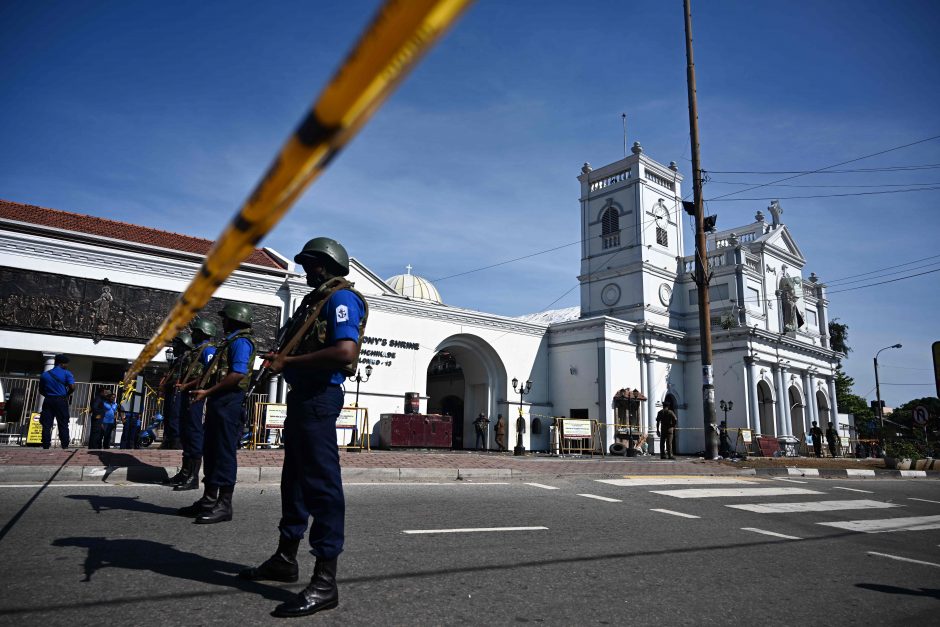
(683, 0, 718, 459)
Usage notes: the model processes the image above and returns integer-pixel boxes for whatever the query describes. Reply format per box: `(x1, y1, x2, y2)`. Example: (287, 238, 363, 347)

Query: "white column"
(781, 368, 793, 437)
(267, 375, 279, 402)
(801, 372, 813, 437)
(639, 355, 649, 432)
(746, 358, 759, 431)
(808, 372, 819, 427)
(35, 352, 57, 411)
(827, 377, 838, 426)
(772, 366, 783, 437)
(646, 356, 658, 454)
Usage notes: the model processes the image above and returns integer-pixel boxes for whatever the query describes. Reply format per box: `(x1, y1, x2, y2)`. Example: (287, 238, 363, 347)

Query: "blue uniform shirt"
(284, 289, 365, 387)
(40, 365, 74, 397)
(226, 332, 253, 375)
(100, 401, 119, 424)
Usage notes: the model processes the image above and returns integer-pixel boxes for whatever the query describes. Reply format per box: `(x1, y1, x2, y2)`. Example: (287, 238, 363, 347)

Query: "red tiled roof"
(0, 199, 285, 269)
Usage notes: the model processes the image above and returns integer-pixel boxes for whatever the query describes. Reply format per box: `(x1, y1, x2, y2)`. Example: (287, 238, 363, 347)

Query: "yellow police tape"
(122, 0, 472, 384)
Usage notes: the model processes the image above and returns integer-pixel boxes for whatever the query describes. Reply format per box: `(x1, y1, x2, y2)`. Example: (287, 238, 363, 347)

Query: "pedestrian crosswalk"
(593, 476, 940, 538)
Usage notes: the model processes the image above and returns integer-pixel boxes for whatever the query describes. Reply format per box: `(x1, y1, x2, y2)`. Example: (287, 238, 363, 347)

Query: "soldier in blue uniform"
(168, 318, 218, 490)
(159, 333, 193, 449)
(240, 237, 367, 619)
(39, 354, 75, 449)
(179, 304, 254, 524)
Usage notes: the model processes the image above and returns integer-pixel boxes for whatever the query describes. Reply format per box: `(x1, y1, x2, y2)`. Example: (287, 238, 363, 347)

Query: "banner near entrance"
(338, 407, 370, 451)
(26, 412, 43, 446)
(558, 418, 596, 456)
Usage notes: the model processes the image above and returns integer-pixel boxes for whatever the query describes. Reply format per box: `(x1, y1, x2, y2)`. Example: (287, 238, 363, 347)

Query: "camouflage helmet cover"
(294, 237, 349, 276)
(218, 302, 252, 325)
(174, 331, 194, 349)
(190, 317, 218, 338)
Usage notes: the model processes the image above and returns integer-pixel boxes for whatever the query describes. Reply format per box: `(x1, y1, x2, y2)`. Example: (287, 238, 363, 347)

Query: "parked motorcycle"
(137, 413, 164, 448)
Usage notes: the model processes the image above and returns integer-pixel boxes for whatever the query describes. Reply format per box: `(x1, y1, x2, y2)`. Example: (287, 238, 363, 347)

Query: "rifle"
(243, 277, 350, 400)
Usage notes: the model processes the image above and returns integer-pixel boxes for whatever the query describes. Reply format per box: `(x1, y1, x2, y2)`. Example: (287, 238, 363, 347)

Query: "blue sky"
(1, 0, 938, 406)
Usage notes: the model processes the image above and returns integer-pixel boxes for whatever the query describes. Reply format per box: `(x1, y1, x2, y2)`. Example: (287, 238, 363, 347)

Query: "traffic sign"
(912, 405, 929, 427)
(933, 341, 940, 398)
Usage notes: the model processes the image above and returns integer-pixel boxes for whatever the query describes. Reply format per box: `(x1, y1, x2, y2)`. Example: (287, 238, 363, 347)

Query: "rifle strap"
(280, 277, 353, 357)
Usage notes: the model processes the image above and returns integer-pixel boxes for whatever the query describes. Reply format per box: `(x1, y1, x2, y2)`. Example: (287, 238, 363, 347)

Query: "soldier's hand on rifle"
(264, 351, 287, 374)
(192, 388, 209, 402)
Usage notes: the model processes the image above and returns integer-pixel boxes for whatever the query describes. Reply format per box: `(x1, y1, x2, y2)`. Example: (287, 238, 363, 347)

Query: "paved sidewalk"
(0, 446, 935, 482)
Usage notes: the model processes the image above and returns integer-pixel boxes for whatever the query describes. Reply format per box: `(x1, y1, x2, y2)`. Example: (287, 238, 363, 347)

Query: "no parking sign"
(912, 405, 929, 427)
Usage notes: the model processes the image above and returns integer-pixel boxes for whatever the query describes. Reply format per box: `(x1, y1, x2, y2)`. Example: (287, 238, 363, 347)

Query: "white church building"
(0, 144, 842, 453)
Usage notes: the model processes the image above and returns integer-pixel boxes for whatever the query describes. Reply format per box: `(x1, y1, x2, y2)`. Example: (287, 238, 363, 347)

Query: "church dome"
(385, 266, 442, 303)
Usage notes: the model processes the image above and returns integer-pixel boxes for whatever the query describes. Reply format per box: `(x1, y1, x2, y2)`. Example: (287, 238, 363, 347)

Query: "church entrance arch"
(816, 390, 831, 426)
(789, 385, 806, 438)
(756, 380, 775, 436)
(426, 334, 507, 450)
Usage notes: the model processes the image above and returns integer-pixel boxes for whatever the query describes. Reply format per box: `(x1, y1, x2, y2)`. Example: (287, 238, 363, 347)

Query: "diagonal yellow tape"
(123, 0, 472, 384)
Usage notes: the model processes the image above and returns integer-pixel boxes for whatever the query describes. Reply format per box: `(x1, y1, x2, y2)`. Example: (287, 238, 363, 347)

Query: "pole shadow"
(856, 583, 940, 600)
(52, 536, 293, 602)
(86, 450, 171, 483)
(64, 494, 180, 516)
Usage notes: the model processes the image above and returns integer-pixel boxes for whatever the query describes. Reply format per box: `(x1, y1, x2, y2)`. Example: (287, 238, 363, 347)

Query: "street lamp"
(719, 399, 733, 423)
(348, 364, 373, 408)
(874, 343, 902, 438)
(512, 377, 532, 456)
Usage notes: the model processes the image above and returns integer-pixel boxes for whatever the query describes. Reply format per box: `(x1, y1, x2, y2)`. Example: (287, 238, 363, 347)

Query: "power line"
(706, 185, 940, 202)
(824, 253, 940, 284)
(706, 134, 940, 202)
(824, 260, 940, 288)
(706, 163, 940, 175)
(707, 181, 940, 188)
(826, 266, 940, 295)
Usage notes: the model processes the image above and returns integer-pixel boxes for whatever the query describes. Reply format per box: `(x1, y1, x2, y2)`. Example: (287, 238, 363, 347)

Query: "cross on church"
(405, 264, 413, 275)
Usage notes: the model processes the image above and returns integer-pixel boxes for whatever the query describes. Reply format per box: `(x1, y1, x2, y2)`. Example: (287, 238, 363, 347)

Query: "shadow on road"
(50, 536, 292, 603)
(86, 451, 171, 483)
(64, 494, 179, 516)
(856, 583, 940, 599)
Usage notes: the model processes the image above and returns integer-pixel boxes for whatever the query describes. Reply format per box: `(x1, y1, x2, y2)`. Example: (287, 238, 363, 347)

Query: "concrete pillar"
(781, 368, 793, 437)
(808, 372, 819, 427)
(267, 374, 279, 402)
(772, 366, 783, 437)
(745, 357, 759, 431)
(639, 354, 649, 431)
(35, 352, 57, 411)
(827, 377, 838, 425)
(646, 357, 657, 452)
(801, 371, 813, 437)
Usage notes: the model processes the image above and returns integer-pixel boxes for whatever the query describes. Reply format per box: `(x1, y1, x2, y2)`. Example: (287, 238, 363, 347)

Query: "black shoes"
(166, 457, 190, 485)
(178, 485, 218, 517)
(239, 537, 300, 583)
(173, 458, 201, 491)
(272, 558, 338, 618)
(195, 485, 233, 524)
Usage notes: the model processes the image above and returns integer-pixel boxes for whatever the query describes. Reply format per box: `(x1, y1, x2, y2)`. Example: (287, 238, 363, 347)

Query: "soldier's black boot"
(173, 458, 201, 491)
(166, 457, 191, 486)
(238, 536, 300, 582)
(177, 484, 217, 517)
(195, 485, 233, 524)
(272, 558, 338, 618)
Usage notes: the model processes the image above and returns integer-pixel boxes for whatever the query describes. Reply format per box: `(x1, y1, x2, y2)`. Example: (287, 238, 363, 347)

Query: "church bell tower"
(576, 142, 684, 324)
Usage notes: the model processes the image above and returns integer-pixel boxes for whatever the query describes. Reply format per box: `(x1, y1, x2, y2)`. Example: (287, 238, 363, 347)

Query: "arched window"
(601, 207, 620, 249)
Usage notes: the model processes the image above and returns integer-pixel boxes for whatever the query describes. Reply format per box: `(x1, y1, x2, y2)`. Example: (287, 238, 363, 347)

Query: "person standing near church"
(168, 317, 217, 490)
(655, 400, 678, 460)
(181, 304, 255, 524)
(494, 413, 507, 451)
(810, 421, 824, 458)
(474, 412, 490, 450)
(825, 421, 839, 458)
(159, 333, 193, 449)
(39, 354, 74, 449)
(239, 237, 367, 619)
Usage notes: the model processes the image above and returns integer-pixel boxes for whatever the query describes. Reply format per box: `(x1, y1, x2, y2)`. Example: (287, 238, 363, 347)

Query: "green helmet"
(294, 237, 349, 276)
(218, 302, 252, 325)
(174, 331, 194, 349)
(190, 317, 218, 338)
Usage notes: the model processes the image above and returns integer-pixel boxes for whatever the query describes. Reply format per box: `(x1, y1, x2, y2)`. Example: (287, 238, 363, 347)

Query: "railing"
(602, 232, 620, 249)
(683, 252, 726, 274)
(590, 168, 631, 192)
(744, 254, 761, 272)
(644, 169, 676, 191)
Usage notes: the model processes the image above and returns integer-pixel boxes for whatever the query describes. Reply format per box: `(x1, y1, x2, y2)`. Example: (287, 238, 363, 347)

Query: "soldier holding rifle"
(240, 237, 368, 619)
(159, 333, 193, 449)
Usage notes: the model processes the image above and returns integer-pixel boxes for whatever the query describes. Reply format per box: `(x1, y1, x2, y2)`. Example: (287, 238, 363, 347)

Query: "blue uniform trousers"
(179, 394, 206, 459)
(39, 396, 70, 449)
(279, 384, 345, 559)
(203, 390, 245, 488)
(162, 389, 181, 444)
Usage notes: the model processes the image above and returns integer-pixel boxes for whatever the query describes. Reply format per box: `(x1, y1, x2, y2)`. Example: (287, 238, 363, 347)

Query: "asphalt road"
(0, 476, 937, 626)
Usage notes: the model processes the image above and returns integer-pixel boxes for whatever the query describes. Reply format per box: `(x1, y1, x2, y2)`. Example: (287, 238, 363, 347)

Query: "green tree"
(828, 320, 876, 435)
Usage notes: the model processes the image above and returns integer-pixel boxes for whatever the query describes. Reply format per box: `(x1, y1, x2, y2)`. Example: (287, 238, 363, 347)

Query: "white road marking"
(833, 486, 873, 494)
(909, 497, 940, 505)
(577, 494, 622, 503)
(819, 515, 940, 534)
(345, 482, 511, 486)
(403, 526, 548, 535)
(0, 483, 163, 488)
(846, 469, 875, 477)
(651, 487, 823, 499)
(598, 477, 758, 487)
(525, 483, 560, 490)
(650, 508, 700, 519)
(728, 499, 899, 514)
(772, 477, 807, 484)
(741, 527, 802, 540)
(867, 551, 940, 568)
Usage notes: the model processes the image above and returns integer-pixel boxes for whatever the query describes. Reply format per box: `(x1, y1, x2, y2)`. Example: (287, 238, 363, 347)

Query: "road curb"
(753, 467, 940, 479)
